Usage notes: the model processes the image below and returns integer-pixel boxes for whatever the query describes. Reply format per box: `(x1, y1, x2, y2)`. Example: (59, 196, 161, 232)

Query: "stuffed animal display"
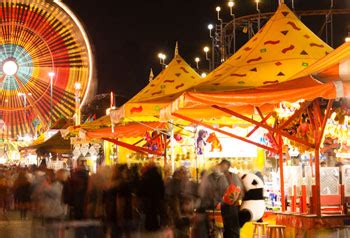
(196, 129, 208, 155)
(206, 132, 223, 152)
(238, 172, 266, 227)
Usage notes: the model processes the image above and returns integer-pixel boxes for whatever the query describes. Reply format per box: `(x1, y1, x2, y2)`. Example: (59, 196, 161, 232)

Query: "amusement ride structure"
(0, 0, 94, 141)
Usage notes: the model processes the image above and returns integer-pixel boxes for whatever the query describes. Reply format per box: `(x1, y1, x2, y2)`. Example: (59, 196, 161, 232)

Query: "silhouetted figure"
(139, 164, 165, 232)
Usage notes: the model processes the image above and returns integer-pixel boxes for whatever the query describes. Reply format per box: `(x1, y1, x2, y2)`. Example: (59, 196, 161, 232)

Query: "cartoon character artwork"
(206, 132, 223, 152)
(196, 129, 208, 155)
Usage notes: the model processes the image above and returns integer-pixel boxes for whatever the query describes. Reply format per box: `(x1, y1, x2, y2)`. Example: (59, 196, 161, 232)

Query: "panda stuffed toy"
(238, 172, 266, 227)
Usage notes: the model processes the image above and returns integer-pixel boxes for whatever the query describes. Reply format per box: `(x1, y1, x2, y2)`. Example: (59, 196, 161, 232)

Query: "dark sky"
(63, 0, 350, 101)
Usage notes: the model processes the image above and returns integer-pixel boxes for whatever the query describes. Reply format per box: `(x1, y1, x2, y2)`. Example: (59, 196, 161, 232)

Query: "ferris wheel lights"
(228, 1, 235, 8)
(3, 60, 18, 76)
(74, 82, 82, 90)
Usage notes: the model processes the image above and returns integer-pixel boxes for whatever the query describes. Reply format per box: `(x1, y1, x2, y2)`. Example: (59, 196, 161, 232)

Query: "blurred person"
(68, 160, 90, 238)
(0, 174, 9, 215)
(13, 170, 32, 220)
(103, 164, 123, 238)
(68, 160, 89, 220)
(198, 160, 243, 238)
(117, 164, 142, 237)
(166, 167, 193, 238)
(139, 163, 166, 232)
(31, 169, 65, 238)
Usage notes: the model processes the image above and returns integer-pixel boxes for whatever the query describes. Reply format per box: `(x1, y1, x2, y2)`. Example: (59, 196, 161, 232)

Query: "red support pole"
(279, 135, 286, 212)
(172, 113, 279, 153)
(211, 105, 314, 149)
(246, 112, 272, 137)
(292, 185, 296, 212)
(314, 145, 321, 216)
(301, 185, 307, 213)
(314, 99, 333, 217)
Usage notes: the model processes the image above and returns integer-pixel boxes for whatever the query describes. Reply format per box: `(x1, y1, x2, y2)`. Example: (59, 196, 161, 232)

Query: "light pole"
(228, 1, 236, 53)
(18, 92, 32, 128)
(203, 46, 211, 71)
(216, 6, 225, 62)
(255, 0, 261, 31)
(194, 57, 200, 70)
(208, 24, 215, 70)
(74, 82, 81, 126)
(158, 53, 167, 68)
(48, 72, 55, 126)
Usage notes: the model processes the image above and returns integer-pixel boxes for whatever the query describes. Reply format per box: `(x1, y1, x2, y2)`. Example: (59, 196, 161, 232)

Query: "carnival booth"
(106, 45, 203, 167)
(160, 2, 350, 235)
(162, 50, 350, 237)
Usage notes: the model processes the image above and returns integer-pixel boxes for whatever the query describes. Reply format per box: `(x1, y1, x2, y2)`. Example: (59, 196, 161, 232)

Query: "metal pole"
(256, 1, 261, 31)
(211, 36, 214, 70)
(233, 15, 236, 53)
(170, 121, 175, 174)
(50, 75, 53, 126)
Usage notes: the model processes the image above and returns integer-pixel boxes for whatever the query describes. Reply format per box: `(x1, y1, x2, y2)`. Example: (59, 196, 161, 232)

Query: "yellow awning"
(195, 3, 332, 92)
(111, 48, 203, 124)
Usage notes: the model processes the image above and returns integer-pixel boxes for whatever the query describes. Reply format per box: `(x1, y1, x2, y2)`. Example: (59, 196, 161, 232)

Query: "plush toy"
(196, 129, 208, 155)
(206, 132, 223, 152)
(143, 131, 163, 152)
(238, 172, 266, 227)
(174, 133, 183, 142)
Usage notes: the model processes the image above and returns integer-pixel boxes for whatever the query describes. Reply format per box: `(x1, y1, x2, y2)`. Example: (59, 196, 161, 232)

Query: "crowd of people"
(0, 159, 250, 238)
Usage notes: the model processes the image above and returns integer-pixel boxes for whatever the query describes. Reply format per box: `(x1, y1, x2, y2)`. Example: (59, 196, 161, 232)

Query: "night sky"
(64, 0, 350, 101)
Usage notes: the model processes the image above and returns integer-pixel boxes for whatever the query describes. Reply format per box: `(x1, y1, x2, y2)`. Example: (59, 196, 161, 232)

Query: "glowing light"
(208, 24, 214, 30)
(74, 82, 81, 90)
(345, 37, 350, 43)
(201, 72, 207, 78)
(216, 6, 221, 12)
(158, 53, 166, 60)
(228, 1, 235, 7)
(3, 60, 18, 76)
(195, 57, 200, 63)
(203, 46, 210, 53)
(48, 72, 55, 77)
(53, 0, 94, 109)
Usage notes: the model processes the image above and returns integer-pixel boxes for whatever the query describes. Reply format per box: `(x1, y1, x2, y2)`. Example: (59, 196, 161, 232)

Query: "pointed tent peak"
(174, 41, 179, 57)
(149, 68, 154, 82)
(195, 0, 332, 92)
(279, 0, 285, 5)
(129, 53, 202, 103)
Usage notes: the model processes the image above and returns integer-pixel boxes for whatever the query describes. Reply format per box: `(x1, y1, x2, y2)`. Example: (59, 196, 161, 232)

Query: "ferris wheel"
(0, 0, 94, 139)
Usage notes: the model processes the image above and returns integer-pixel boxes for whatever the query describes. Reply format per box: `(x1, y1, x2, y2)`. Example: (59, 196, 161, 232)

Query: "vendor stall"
(159, 2, 350, 233)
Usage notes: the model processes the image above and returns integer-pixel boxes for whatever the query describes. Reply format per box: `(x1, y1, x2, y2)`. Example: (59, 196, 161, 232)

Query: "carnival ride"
(0, 0, 94, 140)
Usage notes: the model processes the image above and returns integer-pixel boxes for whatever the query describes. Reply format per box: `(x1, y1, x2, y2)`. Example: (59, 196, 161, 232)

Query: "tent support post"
(246, 111, 272, 137)
(278, 134, 286, 212)
(314, 99, 333, 217)
(172, 113, 278, 153)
